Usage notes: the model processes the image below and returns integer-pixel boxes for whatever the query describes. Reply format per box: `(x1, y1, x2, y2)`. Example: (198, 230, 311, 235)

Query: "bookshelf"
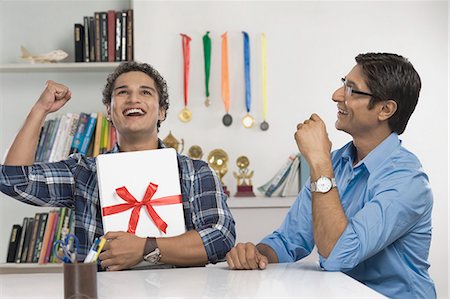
(0, 62, 121, 73)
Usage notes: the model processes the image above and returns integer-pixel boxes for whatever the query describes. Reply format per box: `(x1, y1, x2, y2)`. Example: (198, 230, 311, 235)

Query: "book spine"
(74, 23, 85, 62)
(35, 120, 50, 162)
(79, 113, 97, 155)
(265, 155, 296, 197)
(61, 113, 80, 158)
(107, 10, 116, 62)
(15, 217, 29, 263)
(92, 112, 103, 157)
(70, 112, 89, 154)
(26, 213, 41, 263)
(100, 12, 108, 62)
(44, 116, 61, 162)
(20, 218, 34, 263)
(32, 212, 48, 263)
(121, 11, 127, 61)
(83, 16, 90, 62)
(126, 9, 133, 61)
(7, 225, 22, 263)
(45, 211, 59, 263)
(94, 12, 101, 62)
(115, 12, 122, 61)
(51, 208, 66, 263)
(100, 115, 109, 154)
(40, 119, 56, 162)
(38, 211, 55, 264)
(89, 16, 96, 62)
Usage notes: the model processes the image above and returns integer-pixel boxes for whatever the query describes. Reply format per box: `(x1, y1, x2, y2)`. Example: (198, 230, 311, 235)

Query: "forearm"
(310, 159, 348, 258)
(157, 230, 208, 266)
(4, 105, 47, 165)
(256, 243, 279, 263)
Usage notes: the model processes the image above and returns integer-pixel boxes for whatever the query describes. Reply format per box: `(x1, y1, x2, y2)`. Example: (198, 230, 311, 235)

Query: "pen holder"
(63, 263, 98, 299)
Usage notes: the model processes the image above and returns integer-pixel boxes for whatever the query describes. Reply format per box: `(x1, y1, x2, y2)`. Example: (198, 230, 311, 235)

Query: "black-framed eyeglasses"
(341, 78, 374, 98)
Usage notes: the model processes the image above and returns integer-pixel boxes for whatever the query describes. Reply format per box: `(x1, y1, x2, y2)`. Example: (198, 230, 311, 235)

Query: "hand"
(226, 242, 268, 270)
(98, 231, 146, 271)
(294, 113, 332, 166)
(34, 80, 72, 114)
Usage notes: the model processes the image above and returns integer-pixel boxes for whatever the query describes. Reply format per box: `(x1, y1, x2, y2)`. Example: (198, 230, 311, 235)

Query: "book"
(100, 12, 108, 62)
(94, 12, 101, 62)
(7, 224, 22, 263)
(121, 11, 127, 61)
(20, 217, 34, 263)
(126, 9, 133, 61)
(51, 207, 67, 263)
(32, 212, 49, 263)
(60, 113, 80, 159)
(35, 120, 51, 162)
(79, 112, 98, 156)
(83, 16, 90, 62)
(38, 210, 56, 264)
(89, 16, 96, 62)
(70, 112, 89, 154)
(107, 10, 116, 62)
(258, 154, 297, 197)
(45, 210, 60, 263)
(74, 23, 85, 62)
(15, 217, 29, 263)
(92, 112, 103, 157)
(26, 213, 41, 263)
(115, 11, 122, 61)
(280, 155, 301, 197)
(100, 115, 109, 154)
(43, 117, 61, 162)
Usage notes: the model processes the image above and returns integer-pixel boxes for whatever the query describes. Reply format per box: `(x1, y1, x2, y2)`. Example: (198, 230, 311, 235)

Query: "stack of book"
(35, 112, 116, 162)
(6, 208, 73, 264)
(74, 9, 134, 63)
(258, 153, 310, 197)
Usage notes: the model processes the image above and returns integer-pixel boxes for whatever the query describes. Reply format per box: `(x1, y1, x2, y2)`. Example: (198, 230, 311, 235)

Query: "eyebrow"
(114, 85, 157, 92)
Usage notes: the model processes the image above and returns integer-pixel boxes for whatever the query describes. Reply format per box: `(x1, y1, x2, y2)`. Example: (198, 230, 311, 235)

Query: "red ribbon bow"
(102, 182, 182, 234)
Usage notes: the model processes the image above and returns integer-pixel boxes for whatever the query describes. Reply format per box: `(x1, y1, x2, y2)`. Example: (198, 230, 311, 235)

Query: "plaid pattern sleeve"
(178, 155, 236, 264)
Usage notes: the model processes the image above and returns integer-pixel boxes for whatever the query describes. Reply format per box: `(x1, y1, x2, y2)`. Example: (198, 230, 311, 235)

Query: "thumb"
(256, 252, 269, 269)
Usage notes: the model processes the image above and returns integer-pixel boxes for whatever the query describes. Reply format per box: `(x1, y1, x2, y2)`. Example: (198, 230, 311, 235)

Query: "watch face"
(316, 177, 332, 192)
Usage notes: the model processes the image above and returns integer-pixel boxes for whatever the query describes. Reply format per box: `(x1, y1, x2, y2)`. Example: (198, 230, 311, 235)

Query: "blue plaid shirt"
(0, 140, 236, 263)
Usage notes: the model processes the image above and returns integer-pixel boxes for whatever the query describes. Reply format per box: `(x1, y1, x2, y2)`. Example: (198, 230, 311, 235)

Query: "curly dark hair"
(102, 61, 170, 130)
(356, 53, 421, 135)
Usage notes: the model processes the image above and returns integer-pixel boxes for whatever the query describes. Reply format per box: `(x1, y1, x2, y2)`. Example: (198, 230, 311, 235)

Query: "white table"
(0, 262, 385, 298)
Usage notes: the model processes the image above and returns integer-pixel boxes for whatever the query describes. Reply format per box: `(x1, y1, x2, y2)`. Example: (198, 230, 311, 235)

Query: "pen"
(84, 238, 100, 263)
(92, 237, 106, 263)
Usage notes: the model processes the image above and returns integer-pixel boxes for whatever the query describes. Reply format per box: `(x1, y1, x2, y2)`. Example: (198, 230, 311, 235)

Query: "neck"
(116, 132, 159, 152)
(352, 128, 392, 165)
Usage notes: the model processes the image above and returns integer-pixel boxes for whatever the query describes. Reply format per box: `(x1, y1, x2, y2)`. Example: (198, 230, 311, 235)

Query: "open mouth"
(123, 108, 145, 117)
(338, 108, 348, 116)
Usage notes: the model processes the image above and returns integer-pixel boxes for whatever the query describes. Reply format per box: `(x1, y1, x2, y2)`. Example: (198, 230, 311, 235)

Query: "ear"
(378, 100, 397, 121)
(159, 108, 167, 121)
(106, 105, 112, 120)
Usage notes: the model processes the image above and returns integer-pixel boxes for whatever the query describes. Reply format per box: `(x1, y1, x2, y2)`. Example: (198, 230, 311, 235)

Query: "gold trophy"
(188, 145, 203, 160)
(162, 131, 184, 153)
(207, 149, 230, 197)
(233, 156, 256, 197)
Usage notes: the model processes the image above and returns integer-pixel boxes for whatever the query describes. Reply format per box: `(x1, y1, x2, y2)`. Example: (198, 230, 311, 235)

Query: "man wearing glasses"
(226, 53, 435, 299)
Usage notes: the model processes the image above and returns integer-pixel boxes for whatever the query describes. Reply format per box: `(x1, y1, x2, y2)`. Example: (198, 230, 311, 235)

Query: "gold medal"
(178, 107, 192, 122)
(242, 114, 255, 128)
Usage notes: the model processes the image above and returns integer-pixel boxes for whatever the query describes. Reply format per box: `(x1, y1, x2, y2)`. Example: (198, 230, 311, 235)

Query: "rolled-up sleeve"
(190, 162, 236, 263)
(321, 167, 433, 271)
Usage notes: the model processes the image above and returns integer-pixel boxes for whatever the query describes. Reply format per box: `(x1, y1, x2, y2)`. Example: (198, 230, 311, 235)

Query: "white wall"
(134, 1, 448, 297)
(0, 1, 448, 297)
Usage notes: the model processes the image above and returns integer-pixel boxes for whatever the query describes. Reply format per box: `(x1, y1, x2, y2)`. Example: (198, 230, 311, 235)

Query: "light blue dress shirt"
(261, 133, 435, 298)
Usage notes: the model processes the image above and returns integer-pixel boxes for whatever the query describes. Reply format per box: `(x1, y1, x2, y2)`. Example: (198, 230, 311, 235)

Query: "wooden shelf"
(0, 62, 122, 73)
(227, 196, 296, 209)
(0, 263, 62, 274)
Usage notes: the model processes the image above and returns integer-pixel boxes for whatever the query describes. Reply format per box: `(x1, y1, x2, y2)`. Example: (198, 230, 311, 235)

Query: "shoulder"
(177, 154, 210, 175)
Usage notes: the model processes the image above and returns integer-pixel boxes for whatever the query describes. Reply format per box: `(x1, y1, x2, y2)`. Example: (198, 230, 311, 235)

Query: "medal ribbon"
(203, 31, 212, 99)
(243, 31, 251, 114)
(261, 33, 267, 121)
(221, 32, 230, 113)
(180, 34, 192, 108)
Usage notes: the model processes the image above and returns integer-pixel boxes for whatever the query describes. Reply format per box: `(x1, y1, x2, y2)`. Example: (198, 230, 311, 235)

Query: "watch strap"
(143, 237, 158, 257)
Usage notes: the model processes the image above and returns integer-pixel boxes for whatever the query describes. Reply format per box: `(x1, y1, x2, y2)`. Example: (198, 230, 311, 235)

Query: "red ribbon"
(102, 182, 182, 234)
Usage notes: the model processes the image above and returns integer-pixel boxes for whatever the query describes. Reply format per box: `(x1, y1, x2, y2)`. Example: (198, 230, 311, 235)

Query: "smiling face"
(107, 71, 166, 144)
(332, 65, 387, 139)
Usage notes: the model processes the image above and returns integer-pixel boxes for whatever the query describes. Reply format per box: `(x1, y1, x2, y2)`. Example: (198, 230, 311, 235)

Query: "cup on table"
(63, 262, 98, 299)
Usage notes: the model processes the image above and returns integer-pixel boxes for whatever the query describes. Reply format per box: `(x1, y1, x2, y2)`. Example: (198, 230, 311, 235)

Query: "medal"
(203, 32, 212, 107)
(242, 114, 254, 128)
(221, 32, 232, 127)
(178, 107, 192, 122)
(260, 120, 269, 131)
(180, 33, 192, 122)
(260, 33, 270, 131)
(222, 113, 233, 127)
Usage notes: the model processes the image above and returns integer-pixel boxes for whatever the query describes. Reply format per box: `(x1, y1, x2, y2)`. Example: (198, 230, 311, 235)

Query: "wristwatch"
(310, 176, 336, 193)
(143, 237, 162, 264)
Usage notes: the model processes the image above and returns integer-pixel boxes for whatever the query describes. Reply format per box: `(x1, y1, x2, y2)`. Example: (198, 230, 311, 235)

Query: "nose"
(126, 90, 142, 103)
(332, 86, 345, 103)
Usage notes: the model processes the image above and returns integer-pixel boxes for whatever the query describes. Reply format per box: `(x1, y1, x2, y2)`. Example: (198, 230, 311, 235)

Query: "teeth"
(338, 108, 348, 115)
(124, 108, 144, 116)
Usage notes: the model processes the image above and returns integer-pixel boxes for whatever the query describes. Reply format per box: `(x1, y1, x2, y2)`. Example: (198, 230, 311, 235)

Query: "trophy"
(207, 149, 230, 197)
(188, 145, 203, 160)
(233, 156, 256, 197)
(162, 131, 184, 153)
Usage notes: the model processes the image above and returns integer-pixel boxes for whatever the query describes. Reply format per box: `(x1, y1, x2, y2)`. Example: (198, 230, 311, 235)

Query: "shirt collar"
(350, 132, 400, 173)
(110, 139, 166, 153)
